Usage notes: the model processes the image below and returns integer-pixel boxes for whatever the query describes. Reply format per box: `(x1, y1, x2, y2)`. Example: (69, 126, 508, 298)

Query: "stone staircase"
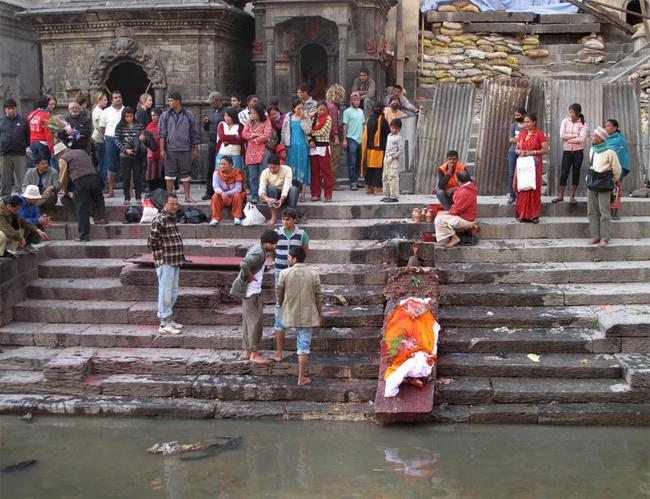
(593, 42, 650, 82)
(0, 195, 649, 423)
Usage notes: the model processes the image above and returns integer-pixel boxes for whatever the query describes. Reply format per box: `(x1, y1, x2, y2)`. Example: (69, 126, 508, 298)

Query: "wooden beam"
(563, 0, 635, 34)
(586, 0, 650, 20)
(640, 0, 650, 44)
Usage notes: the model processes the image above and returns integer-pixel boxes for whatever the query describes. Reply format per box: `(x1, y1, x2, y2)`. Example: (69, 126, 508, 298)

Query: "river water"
(0, 416, 648, 498)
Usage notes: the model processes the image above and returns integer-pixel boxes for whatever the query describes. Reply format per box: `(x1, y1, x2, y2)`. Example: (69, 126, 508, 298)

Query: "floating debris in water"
(147, 436, 243, 461)
(2, 459, 37, 473)
(147, 441, 201, 456)
(21, 412, 33, 422)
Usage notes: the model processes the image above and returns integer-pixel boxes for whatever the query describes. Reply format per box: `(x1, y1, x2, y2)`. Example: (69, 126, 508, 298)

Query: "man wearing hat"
(201, 91, 226, 200)
(18, 185, 52, 246)
(0, 195, 48, 257)
(159, 91, 201, 203)
(55, 142, 107, 242)
(0, 99, 30, 197)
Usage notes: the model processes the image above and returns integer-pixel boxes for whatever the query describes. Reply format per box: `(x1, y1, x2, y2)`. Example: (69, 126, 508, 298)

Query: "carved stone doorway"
(300, 43, 328, 100)
(105, 62, 152, 109)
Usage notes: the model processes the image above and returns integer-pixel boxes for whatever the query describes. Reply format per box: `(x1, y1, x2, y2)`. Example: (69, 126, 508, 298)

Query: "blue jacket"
(18, 194, 41, 226)
(158, 107, 200, 152)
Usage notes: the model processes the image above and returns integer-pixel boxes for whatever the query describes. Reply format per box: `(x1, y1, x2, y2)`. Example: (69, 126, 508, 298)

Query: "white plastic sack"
(140, 206, 158, 224)
(516, 156, 536, 192)
(241, 202, 266, 226)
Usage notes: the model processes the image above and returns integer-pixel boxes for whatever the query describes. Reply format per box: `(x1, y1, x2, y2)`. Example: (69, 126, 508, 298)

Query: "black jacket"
(58, 113, 92, 153)
(0, 113, 29, 155)
(203, 106, 226, 144)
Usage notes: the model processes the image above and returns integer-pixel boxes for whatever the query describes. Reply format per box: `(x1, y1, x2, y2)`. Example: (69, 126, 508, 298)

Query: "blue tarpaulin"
(420, 0, 580, 14)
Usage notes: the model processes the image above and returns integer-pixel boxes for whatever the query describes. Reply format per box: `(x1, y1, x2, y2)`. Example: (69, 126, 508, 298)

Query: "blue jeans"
(266, 184, 299, 209)
(507, 150, 517, 200)
(294, 328, 313, 355)
(95, 141, 107, 180)
(247, 150, 270, 200)
(436, 189, 453, 210)
(105, 136, 120, 176)
(156, 264, 179, 321)
(30, 142, 51, 169)
(346, 138, 361, 186)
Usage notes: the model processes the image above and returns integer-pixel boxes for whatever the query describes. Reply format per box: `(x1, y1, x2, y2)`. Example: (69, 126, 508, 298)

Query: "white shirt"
(218, 122, 242, 156)
(238, 108, 251, 126)
(99, 105, 124, 137)
(245, 264, 265, 297)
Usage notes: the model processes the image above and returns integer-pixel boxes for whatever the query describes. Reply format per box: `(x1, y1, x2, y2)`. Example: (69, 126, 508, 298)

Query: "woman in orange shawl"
(361, 104, 390, 195)
(383, 298, 439, 397)
(210, 156, 246, 225)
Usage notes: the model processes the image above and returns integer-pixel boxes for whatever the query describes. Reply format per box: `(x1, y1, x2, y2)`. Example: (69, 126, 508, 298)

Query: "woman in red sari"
(514, 112, 549, 223)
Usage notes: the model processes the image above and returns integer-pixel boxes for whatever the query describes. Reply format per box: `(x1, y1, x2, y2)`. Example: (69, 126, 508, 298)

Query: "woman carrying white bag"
(514, 112, 549, 224)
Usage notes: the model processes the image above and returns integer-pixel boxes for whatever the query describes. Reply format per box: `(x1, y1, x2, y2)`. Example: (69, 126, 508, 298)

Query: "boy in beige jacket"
(276, 246, 323, 386)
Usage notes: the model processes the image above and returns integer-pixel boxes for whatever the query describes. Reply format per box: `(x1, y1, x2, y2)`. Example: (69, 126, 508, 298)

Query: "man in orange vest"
(431, 150, 466, 210)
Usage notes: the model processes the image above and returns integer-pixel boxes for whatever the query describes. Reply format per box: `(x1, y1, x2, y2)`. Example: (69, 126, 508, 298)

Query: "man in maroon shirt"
(434, 169, 479, 248)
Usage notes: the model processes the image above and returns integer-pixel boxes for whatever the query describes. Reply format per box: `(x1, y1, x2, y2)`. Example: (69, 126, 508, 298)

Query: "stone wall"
(0, 1, 41, 113)
(0, 251, 47, 328)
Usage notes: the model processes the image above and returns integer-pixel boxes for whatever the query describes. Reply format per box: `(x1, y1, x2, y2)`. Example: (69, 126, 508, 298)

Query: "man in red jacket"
(434, 169, 479, 248)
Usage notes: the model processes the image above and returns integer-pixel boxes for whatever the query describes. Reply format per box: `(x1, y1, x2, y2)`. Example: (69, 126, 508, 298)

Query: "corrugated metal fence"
(415, 84, 476, 194)
(474, 78, 532, 195)
(604, 78, 647, 190)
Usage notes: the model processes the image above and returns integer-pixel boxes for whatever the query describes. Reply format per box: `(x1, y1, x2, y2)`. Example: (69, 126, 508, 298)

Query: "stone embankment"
(0, 196, 648, 424)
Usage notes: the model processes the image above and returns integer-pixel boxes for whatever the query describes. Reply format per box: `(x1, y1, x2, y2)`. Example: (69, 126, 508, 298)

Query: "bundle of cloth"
(420, 0, 579, 14)
(383, 297, 440, 398)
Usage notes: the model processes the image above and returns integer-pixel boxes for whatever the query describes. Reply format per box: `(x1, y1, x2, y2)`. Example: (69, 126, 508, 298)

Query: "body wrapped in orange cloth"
(382, 297, 440, 398)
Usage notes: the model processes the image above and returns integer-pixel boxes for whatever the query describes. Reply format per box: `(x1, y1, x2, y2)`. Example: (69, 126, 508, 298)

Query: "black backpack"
(123, 206, 143, 224)
(177, 206, 208, 224)
(147, 188, 168, 211)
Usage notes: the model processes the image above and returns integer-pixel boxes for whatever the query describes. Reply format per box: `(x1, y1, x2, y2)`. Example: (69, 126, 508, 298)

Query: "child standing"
(381, 118, 404, 203)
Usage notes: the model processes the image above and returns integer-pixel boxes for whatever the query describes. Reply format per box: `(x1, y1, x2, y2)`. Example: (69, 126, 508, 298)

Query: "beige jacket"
(589, 148, 622, 181)
(276, 263, 323, 328)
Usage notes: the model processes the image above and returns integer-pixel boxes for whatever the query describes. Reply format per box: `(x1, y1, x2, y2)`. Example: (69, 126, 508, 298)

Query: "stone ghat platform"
(1, 193, 649, 425)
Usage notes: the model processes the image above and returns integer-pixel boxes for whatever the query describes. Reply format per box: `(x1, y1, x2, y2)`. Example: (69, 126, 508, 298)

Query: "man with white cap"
(22, 156, 60, 211)
(18, 185, 52, 248)
(55, 142, 107, 242)
(586, 126, 622, 248)
(201, 91, 226, 200)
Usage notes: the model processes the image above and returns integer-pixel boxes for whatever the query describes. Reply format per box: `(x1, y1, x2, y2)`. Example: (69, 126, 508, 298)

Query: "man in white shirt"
(238, 94, 258, 126)
(259, 154, 300, 225)
(98, 90, 124, 197)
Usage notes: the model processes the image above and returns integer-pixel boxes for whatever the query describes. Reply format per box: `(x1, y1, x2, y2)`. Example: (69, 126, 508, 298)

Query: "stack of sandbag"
(436, 1, 480, 13)
(521, 35, 549, 58)
(637, 61, 650, 92)
(576, 34, 605, 64)
(418, 25, 540, 87)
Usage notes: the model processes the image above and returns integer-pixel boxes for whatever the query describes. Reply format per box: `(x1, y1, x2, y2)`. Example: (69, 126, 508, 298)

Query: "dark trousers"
(205, 142, 216, 196)
(266, 184, 299, 209)
(120, 155, 144, 201)
(75, 174, 106, 241)
(559, 150, 584, 187)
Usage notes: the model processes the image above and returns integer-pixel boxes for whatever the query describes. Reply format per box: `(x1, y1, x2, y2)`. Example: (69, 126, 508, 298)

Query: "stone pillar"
(337, 23, 349, 88)
(328, 55, 336, 88)
(264, 25, 275, 99)
(154, 88, 165, 106)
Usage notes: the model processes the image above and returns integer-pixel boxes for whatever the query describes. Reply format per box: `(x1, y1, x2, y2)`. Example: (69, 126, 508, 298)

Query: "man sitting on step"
(431, 150, 466, 211)
(0, 195, 48, 257)
(434, 169, 479, 248)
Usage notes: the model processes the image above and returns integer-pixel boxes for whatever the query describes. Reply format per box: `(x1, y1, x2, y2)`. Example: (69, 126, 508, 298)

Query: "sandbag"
(450, 69, 468, 78)
(493, 65, 512, 75)
(435, 34, 452, 43)
(456, 78, 473, 84)
(525, 49, 550, 58)
(461, 3, 479, 13)
(435, 64, 454, 70)
(465, 49, 486, 60)
(438, 77, 456, 83)
(440, 28, 464, 36)
(522, 36, 540, 46)
(584, 38, 605, 50)
(438, 4, 458, 12)
(442, 21, 463, 30)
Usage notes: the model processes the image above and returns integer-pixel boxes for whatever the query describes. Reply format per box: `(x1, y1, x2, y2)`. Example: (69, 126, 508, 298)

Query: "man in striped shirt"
(272, 208, 309, 361)
(147, 192, 186, 335)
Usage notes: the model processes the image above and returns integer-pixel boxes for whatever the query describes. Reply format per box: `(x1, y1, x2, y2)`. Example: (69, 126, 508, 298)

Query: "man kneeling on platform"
(434, 169, 479, 248)
(210, 156, 246, 226)
(276, 246, 323, 386)
(259, 154, 299, 225)
(0, 195, 48, 257)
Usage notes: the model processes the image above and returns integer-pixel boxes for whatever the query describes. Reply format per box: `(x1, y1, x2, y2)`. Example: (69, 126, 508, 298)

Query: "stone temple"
(1, 0, 398, 110)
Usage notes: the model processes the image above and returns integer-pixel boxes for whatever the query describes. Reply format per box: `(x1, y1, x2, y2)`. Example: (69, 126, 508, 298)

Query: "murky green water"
(0, 416, 648, 498)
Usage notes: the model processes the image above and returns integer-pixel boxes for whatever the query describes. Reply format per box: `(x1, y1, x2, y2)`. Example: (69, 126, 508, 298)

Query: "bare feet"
(587, 238, 600, 245)
(569, 197, 577, 206)
(297, 377, 312, 386)
(446, 234, 462, 247)
(469, 223, 481, 233)
(271, 353, 283, 362)
(105, 192, 114, 198)
(407, 378, 425, 388)
(249, 353, 272, 365)
(185, 197, 196, 204)
(299, 196, 306, 203)
(597, 240, 609, 247)
(267, 218, 277, 226)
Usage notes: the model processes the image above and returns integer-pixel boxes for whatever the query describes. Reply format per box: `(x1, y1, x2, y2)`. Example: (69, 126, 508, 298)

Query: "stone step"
(0, 393, 375, 421)
(0, 322, 381, 352)
(45, 197, 650, 222)
(0, 346, 59, 371)
(440, 306, 599, 329)
(472, 216, 650, 239)
(88, 373, 377, 403)
(0, 370, 48, 394)
(439, 327, 620, 354)
(433, 238, 650, 264)
(25, 278, 384, 307)
(83, 348, 379, 379)
(45, 239, 395, 265)
(440, 282, 650, 307)
(438, 261, 650, 285)
(437, 353, 621, 379)
(26, 279, 222, 307)
(119, 262, 389, 288)
(436, 376, 648, 405)
(12, 299, 385, 327)
(38, 258, 127, 279)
